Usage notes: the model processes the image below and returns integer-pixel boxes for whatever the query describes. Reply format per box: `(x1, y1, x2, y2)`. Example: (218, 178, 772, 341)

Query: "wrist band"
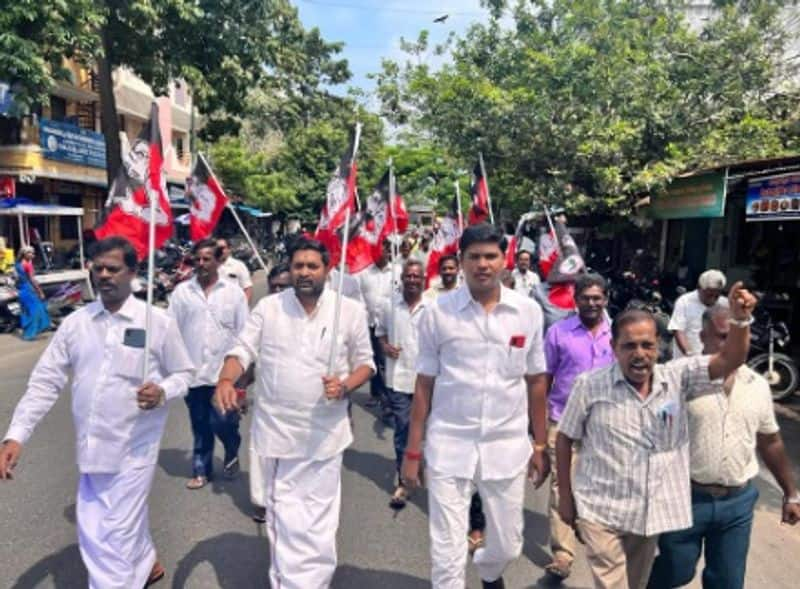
(785, 492, 800, 505)
(404, 450, 422, 460)
(727, 316, 754, 328)
(534, 443, 547, 451)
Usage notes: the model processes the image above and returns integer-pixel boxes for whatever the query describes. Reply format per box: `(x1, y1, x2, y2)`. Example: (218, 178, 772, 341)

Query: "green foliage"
(0, 0, 103, 113)
(373, 0, 800, 217)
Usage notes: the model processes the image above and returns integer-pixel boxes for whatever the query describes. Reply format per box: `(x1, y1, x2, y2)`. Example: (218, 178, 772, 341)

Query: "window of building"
(119, 114, 126, 132)
(176, 136, 185, 160)
(174, 82, 186, 107)
(50, 96, 67, 121)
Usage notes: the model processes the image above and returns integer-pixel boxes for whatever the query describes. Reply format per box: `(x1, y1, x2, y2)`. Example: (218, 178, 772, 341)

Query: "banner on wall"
(746, 172, 800, 222)
(650, 171, 727, 219)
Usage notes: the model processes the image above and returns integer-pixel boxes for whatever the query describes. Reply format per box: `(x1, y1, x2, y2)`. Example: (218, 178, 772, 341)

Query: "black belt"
(691, 480, 749, 498)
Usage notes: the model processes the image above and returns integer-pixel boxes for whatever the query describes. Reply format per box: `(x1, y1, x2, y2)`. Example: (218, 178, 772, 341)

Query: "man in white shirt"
(328, 267, 364, 303)
(403, 224, 550, 589)
(648, 305, 799, 589)
(169, 238, 249, 490)
(357, 237, 400, 417)
(423, 254, 460, 300)
(668, 269, 728, 358)
(376, 259, 427, 508)
(511, 249, 540, 296)
(0, 236, 194, 588)
(215, 237, 374, 589)
(216, 237, 253, 302)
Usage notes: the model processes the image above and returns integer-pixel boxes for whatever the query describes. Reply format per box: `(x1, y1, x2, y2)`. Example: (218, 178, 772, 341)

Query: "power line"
(299, 0, 485, 17)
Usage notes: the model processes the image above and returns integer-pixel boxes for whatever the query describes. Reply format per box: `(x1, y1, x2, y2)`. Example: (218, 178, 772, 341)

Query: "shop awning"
(0, 200, 84, 216)
(233, 204, 272, 218)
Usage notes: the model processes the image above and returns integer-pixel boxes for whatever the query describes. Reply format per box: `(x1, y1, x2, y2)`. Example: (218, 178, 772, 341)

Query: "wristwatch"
(784, 492, 800, 505)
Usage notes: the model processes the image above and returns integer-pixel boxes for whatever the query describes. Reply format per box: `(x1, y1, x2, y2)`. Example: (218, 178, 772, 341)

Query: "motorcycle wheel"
(747, 352, 800, 402)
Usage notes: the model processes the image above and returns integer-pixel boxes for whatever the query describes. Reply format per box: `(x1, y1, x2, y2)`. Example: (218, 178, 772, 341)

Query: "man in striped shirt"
(556, 282, 757, 589)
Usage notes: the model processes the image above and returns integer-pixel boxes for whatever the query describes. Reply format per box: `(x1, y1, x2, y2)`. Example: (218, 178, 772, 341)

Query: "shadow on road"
(332, 564, 428, 588)
(522, 507, 552, 568)
(171, 531, 268, 588)
(11, 544, 87, 589)
(157, 448, 253, 518)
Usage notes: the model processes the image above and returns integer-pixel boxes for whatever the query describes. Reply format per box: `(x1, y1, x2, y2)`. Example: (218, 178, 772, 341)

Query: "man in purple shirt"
(543, 273, 614, 580)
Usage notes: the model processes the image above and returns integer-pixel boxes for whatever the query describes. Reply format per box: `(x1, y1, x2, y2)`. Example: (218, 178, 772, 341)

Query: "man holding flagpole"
(215, 237, 374, 588)
(0, 236, 195, 588)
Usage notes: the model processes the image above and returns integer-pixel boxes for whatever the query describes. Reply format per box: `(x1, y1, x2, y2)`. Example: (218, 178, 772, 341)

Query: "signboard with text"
(39, 118, 106, 169)
(746, 173, 800, 222)
(650, 171, 727, 219)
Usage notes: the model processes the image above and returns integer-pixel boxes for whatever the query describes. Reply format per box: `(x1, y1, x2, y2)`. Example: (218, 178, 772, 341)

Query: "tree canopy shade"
(373, 0, 800, 217)
(1, 0, 350, 184)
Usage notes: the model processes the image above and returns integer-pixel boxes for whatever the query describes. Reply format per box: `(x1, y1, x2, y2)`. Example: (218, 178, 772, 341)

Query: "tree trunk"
(98, 28, 121, 188)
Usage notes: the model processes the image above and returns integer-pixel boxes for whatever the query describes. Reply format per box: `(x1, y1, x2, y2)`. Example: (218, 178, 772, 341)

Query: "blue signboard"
(39, 118, 106, 169)
(746, 173, 800, 222)
(0, 82, 14, 115)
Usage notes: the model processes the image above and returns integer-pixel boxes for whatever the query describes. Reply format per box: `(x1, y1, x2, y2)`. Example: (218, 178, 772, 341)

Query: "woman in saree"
(15, 246, 51, 340)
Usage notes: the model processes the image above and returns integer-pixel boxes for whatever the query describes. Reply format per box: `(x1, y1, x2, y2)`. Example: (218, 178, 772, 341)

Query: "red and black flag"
(315, 135, 359, 267)
(468, 160, 490, 225)
(186, 156, 228, 242)
(426, 193, 462, 288)
(94, 102, 173, 259)
(347, 171, 409, 273)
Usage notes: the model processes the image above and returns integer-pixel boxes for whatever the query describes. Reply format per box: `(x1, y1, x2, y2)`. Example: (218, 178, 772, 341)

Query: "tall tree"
(374, 0, 800, 217)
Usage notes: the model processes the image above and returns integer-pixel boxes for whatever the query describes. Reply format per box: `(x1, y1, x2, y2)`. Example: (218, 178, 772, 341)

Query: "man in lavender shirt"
(542, 273, 614, 580)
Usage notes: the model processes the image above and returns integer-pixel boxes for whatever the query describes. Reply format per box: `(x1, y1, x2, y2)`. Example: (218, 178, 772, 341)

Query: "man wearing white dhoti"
(0, 236, 194, 589)
(215, 237, 374, 589)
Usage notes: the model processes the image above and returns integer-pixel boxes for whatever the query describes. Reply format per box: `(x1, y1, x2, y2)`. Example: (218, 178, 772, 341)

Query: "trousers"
(427, 467, 526, 588)
(184, 385, 241, 478)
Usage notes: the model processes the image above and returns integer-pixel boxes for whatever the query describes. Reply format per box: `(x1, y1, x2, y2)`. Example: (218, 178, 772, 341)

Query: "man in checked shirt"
(556, 281, 757, 589)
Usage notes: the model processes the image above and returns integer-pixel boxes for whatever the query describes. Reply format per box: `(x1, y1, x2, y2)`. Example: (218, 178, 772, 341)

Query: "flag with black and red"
(94, 102, 173, 259)
(347, 171, 410, 273)
(186, 155, 228, 242)
(315, 136, 359, 267)
(426, 192, 462, 287)
(468, 160, 490, 225)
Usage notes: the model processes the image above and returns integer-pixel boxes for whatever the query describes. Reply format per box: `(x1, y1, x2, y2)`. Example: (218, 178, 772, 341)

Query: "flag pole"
(198, 151, 268, 274)
(454, 180, 464, 234)
(142, 185, 158, 382)
(543, 205, 563, 257)
(388, 158, 398, 347)
(327, 121, 362, 375)
(479, 151, 494, 225)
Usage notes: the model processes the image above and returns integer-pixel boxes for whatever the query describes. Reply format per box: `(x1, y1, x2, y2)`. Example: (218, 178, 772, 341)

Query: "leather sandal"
(389, 485, 408, 509)
(144, 560, 165, 587)
(185, 476, 208, 490)
(468, 530, 485, 555)
(544, 555, 572, 579)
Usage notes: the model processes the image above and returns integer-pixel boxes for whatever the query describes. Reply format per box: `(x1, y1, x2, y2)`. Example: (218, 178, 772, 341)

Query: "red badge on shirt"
(509, 335, 526, 348)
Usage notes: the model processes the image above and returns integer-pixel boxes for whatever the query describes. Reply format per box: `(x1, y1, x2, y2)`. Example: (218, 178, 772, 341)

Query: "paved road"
(1, 277, 800, 588)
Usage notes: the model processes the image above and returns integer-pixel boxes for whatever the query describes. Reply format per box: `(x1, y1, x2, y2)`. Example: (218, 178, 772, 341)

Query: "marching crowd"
(0, 222, 798, 589)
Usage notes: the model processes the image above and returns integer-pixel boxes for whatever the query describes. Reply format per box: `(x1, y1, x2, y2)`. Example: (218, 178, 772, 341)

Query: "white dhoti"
(76, 464, 157, 589)
(427, 467, 526, 589)
(261, 452, 343, 589)
(249, 445, 265, 507)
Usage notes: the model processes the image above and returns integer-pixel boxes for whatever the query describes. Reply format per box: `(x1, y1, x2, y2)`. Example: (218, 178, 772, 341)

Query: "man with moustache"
(0, 236, 194, 588)
(423, 254, 460, 300)
(376, 259, 428, 508)
(403, 223, 550, 589)
(215, 238, 374, 588)
(511, 249, 540, 296)
(216, 236, 253, 302)
(648, 305, 799, 589)
(169, 238, 249, 490)
(556, 282, 757, 589)
(542, 273, 614, 580)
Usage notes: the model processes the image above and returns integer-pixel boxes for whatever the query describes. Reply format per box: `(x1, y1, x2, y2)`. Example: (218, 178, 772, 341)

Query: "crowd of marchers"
(1, 222, 798, 589)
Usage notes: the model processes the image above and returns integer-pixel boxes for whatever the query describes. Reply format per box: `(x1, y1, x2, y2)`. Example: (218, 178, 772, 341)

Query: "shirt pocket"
(504, 346, 528, 378)
(114, 346, 146, 383)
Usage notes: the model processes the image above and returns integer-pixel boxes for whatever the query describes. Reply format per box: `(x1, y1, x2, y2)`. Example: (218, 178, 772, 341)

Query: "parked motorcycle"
(0, 275, 20, 333)
(747, 307, 799, 401)
(42, 281, 84, 325)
